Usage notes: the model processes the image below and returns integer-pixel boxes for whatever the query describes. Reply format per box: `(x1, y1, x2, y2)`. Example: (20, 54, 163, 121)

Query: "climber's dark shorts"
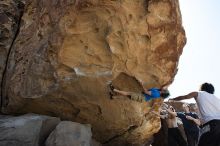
(130, 93, 145, 102)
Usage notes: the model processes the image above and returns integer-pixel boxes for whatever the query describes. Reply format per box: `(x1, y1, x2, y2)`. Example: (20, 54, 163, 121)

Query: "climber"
(109, 82, 170, 102)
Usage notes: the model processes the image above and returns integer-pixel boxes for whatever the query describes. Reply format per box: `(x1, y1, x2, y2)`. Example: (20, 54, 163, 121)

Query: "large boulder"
(0, 113, 60, 146)
(1, 0, 186, 145)
(46, 121, 92, 146)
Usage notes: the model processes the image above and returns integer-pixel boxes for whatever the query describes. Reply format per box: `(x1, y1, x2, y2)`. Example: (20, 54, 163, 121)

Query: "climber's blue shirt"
(143, 88, 161, 101)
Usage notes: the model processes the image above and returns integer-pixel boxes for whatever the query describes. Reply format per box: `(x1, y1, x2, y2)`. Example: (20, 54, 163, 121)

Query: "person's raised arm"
(162, 106, 177, 118)
(171, 92, 198, 101)
(186, 115, 201, 126)
(139, 81, 151, 95)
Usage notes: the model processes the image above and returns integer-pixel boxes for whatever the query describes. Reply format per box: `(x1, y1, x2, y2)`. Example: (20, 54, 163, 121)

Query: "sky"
(168, 0, 220, 103)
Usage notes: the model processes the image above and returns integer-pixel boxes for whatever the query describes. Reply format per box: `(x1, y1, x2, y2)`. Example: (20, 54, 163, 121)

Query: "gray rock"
(91, 139, 102, 146)
(46, 121, 92, 146)
(0, 113, 60, 146)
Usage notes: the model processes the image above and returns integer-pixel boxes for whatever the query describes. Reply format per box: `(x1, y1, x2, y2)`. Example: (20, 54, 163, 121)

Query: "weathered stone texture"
(1, 0, 186, 145)
(0, 0, 24, 106)
(46, 121, 92, 146)
(0, 114, 60, 146)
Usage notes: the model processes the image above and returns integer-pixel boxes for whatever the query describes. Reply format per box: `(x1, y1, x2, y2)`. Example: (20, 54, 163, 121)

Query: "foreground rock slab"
(0, 114, 60, 146)
(46, 121, 92, 146)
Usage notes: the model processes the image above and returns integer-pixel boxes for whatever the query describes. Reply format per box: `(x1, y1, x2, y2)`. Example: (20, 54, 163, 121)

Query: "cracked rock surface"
(0, 0, 24, 107)
(0, 0, 186, 145)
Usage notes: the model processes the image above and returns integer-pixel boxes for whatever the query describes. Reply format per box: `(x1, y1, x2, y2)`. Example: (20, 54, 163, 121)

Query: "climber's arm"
(139, 81, 151, 95)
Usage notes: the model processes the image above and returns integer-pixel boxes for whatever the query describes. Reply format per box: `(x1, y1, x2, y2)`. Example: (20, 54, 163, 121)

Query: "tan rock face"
(1, 0, 186, 145)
